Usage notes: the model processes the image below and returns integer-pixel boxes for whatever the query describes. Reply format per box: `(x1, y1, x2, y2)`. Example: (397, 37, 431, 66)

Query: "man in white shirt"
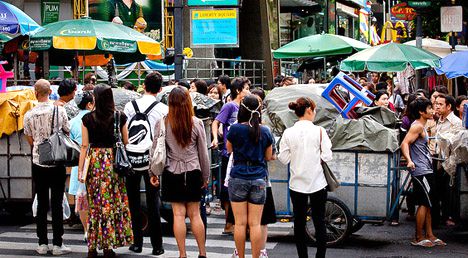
(123, 72, 168, 255)
(432, 94, 462, 228)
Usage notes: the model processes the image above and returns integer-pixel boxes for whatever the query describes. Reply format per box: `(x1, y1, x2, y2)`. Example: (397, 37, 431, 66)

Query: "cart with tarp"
(264, 84, 403, 246)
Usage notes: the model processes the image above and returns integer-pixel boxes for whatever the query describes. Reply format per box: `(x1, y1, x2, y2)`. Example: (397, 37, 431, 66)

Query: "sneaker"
(52, 244, 72, 256)
(231, 249, 239, 258)
(260, 249, 269, 258)
(36, 244, 49, 255)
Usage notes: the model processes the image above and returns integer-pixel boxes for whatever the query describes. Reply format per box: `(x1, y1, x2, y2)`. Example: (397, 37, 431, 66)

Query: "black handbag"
(38, 106, 80, 166)
(113, 111, 134, 177)
(319, 127, 340, 192)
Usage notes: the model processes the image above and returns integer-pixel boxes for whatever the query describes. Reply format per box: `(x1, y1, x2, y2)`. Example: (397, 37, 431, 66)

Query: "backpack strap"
(131, 100, 140, 114)
(143, 100, 159, 115)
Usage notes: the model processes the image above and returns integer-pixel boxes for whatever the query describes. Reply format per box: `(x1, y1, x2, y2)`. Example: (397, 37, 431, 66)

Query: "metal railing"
(9, 57, 267, 88)
(183, 57, 266, 88)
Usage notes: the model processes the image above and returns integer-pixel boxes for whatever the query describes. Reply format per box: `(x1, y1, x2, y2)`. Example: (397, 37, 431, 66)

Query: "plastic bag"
(32, 193, 71, 220)
(75, 183, 89, 213)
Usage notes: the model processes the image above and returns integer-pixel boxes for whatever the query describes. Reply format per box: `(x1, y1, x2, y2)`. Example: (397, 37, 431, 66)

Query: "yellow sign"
(191, 9, 237, 20)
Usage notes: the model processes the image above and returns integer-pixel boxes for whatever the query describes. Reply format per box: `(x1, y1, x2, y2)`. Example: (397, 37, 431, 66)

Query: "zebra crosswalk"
(0, 215, 293, 257)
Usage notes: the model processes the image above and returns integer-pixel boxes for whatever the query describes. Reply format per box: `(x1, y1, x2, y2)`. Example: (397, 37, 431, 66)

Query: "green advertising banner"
(41, 0, 60, 25)
(89, 0, 162, 42)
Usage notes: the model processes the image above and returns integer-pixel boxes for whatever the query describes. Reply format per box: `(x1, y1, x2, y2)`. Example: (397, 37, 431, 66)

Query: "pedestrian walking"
(278, 97, 332, 258)
(78, 84, 133, 258)
(149, 86, 210, 258)
(123, 72, 167, 255)
(68, 91, 95, 242)
(24, 79, 72, 255)
(226, 94, 275, 258)
(401, 98, 446, 247)
(211, 77, 251, 235)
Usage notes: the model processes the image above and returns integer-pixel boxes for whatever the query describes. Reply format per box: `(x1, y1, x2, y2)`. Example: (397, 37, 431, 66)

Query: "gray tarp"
(264, 84, 399, 152)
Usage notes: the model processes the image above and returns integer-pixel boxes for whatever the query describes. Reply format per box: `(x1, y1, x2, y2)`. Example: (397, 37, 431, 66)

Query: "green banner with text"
(41, 0, 60, 25)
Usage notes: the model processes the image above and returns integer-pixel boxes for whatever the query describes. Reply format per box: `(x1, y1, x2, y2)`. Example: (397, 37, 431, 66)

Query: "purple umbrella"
(0, 1, 42, 35)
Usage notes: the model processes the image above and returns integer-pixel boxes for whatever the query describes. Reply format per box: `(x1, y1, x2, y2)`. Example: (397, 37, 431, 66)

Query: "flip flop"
(411, 239, 435, 248)
(432, 238, 447, 246)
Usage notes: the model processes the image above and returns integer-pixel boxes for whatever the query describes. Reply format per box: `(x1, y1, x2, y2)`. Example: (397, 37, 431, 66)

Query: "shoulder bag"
(38, 106, 81, 166)
(319, 127, 340, 192)
(113, 111, 134, 177)
(149, 117, 166, 176)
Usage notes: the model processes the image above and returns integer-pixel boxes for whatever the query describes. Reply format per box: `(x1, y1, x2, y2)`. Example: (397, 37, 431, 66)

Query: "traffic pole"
(174, 0, 183, 81)
(415, 13, 422, 90)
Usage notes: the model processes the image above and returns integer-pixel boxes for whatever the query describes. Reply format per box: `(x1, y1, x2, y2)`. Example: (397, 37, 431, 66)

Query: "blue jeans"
(228, 177, 266, 204)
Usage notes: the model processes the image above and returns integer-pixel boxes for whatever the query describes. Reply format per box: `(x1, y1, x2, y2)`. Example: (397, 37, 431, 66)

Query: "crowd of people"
(22, 70, 466, 258)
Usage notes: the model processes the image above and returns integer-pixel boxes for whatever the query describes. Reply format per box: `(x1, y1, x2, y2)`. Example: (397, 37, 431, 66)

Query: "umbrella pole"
(13, 53, 17, 85)
(323, 57, 326, 80)
(82, 51, 86, 83)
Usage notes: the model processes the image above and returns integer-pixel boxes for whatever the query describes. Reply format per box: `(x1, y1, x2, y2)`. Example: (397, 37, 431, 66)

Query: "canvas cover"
(264, 84, 399, 152)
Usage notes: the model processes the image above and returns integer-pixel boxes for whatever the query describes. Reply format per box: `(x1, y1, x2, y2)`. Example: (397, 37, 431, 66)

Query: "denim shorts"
(228, 177, 266, 204)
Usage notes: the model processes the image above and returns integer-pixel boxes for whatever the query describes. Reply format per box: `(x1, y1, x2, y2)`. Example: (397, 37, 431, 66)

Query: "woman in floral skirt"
(78, 84, 133, 258)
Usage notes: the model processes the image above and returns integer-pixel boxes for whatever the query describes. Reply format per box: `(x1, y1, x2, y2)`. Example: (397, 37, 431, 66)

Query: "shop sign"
(41, 0, 60, 25)
(190, 9, 238, 47)
(30, 37, 52, 51)
(407, 1, 431, 9)
(391, 2, 416, 21)
(188, 0, 238, 6)
(441, 6, 463, 32)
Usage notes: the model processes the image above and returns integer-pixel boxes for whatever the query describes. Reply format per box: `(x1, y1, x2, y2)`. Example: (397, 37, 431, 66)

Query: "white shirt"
(124, 94, 169, 137)
(278, 120, 333, 194)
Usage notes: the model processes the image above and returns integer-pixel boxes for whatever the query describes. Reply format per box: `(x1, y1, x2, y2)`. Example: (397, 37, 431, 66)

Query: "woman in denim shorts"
(226, 95, 275, 258)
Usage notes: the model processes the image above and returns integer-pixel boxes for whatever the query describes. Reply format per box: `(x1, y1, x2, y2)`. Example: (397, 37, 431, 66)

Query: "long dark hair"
(238, 95, 262, 143)
(92, 84, 115, 129)
(167, 86, 194, 148)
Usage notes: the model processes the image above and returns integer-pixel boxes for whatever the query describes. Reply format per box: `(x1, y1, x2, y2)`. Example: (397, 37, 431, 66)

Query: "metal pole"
(174, 0, 183, 80)
(383, 0, 386, 25)
(415, 14, 422, 89)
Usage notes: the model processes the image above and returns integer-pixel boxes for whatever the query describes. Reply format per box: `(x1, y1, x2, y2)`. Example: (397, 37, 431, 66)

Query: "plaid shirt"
(23, 102, 70, 166)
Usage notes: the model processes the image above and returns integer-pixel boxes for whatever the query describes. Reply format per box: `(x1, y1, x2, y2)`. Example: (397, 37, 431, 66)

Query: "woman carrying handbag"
(149, 86, 210, 258)
(278, 97, 333, 258)
(78, 85, 133, 258)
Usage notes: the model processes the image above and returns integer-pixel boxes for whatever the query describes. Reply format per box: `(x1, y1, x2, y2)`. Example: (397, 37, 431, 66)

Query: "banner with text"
(41, 0, 60, 25)
(190, 9, 239, 48)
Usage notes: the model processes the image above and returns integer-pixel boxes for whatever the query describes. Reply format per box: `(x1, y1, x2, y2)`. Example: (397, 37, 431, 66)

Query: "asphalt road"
(0, 212, 467, 258)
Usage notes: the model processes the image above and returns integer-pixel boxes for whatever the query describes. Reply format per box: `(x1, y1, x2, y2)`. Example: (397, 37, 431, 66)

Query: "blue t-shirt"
(227, 124, 274, 180)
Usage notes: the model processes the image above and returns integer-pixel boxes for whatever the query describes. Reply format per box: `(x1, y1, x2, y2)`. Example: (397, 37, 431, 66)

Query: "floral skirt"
(86, 148, 133, 250)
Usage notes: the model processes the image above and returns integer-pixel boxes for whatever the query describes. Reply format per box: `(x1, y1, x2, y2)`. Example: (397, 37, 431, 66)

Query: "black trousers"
(290, 188, 327, 258)
(32, 164, 66, 246)
(125, 171, 163, 249)
(431, 160, 455, 225)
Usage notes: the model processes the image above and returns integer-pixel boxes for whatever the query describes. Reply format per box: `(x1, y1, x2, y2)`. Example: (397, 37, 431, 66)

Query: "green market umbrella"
(29, 17, 161, 65)
(340, 42, 440, 72)
(273, 34, 369, 59)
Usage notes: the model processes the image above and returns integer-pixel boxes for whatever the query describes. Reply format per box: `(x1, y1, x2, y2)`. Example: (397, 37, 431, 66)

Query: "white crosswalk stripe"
(0, 215, 293, 257)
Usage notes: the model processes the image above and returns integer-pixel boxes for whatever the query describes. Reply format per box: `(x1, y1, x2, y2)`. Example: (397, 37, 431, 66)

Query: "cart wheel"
(305, 196, 352, 247)
(351, 217, 365, 233)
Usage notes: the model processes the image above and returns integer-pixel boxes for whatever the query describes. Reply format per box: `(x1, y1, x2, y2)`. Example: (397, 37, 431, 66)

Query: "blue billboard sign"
(190, 9, 238, 47)
(188, 0, 238, 6)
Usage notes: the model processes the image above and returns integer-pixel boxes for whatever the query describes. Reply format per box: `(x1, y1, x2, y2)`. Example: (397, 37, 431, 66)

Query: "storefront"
(279, 0, 366, 46)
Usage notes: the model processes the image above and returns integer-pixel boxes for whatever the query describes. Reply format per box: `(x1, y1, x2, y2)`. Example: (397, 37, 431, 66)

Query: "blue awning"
(350, 0, 367, 7)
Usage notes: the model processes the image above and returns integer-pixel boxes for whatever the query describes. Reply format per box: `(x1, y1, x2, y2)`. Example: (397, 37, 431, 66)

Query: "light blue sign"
(188, 0, 238, 6)
(191, 9, 238, 47)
